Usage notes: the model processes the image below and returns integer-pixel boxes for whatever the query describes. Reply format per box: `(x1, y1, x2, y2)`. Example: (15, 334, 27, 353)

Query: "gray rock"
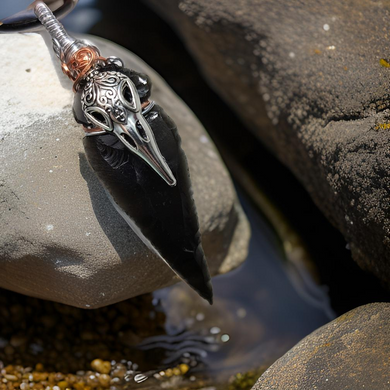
(252, 303, 390, 389)
(144, 0, 390, 285)
(0, 34, 250, 308)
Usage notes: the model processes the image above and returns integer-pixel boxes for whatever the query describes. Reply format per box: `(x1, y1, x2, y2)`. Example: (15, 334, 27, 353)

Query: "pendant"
(33, 2, 213, 303)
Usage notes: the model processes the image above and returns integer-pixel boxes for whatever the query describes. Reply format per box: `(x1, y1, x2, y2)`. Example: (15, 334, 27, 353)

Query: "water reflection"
(146, 194, 333, 385)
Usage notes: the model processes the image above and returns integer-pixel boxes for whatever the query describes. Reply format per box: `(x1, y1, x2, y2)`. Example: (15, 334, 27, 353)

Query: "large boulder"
(253, 303, 390, 389)
(0, 33, 249, 308)
(144, 0, 390, 285)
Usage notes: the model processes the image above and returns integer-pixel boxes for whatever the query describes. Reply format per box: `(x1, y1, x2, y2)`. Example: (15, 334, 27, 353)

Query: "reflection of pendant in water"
(32, 2, 213, 303)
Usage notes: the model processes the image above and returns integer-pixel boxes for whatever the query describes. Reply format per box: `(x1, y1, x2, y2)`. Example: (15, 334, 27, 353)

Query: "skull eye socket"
(123, 85, 133, 105)
(119, 79, 140, 112)
(84, 107, 113, 131)
(136, 120, 150, 142)
(121, 133, 138, 150)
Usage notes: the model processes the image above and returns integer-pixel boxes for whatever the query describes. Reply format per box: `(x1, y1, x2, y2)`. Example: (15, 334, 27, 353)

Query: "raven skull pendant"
(34, 1, 213, 304)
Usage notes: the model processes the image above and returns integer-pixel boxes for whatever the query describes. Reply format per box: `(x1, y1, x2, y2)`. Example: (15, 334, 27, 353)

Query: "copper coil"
(61, 47, 106, 91)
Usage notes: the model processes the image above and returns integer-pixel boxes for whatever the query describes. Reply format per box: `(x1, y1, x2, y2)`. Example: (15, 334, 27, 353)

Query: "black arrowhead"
(75, 67, 213, 303)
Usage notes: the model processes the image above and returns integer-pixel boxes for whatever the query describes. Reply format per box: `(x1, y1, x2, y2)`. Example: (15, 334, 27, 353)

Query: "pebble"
(98, 374, 111, 388)
(91, 360, 111, 375)
(4, 375, 17, 381)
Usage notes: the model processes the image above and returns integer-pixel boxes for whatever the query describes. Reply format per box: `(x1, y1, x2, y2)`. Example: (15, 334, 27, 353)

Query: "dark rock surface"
(252, 303, 390, 389)
(144, 0, 390, 284)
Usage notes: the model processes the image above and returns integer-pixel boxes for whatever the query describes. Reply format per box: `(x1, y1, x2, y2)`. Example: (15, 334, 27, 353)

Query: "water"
(133, 193, 333, 387)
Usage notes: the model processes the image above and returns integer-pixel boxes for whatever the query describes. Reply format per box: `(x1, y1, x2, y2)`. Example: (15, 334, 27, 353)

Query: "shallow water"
(139, 193, 334, 387)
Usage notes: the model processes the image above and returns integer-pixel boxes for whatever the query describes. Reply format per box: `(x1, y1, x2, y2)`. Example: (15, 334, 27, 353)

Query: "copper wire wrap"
(61, 47, 106, 91)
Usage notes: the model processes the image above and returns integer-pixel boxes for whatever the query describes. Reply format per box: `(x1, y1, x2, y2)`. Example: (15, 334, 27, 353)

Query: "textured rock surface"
(144, 0, 390, 284)
(252, 303, 390, 389)
(0, 33, 250, 308)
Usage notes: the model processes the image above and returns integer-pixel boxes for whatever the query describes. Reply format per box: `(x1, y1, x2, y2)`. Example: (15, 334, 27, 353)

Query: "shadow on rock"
(78, 152, 147, 263)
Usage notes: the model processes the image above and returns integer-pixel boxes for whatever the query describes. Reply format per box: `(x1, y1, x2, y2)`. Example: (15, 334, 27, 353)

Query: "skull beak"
(113, 117, 177, 187)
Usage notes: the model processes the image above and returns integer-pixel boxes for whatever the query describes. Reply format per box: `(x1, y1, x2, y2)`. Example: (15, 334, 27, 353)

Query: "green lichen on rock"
(228, 370, 267, 390)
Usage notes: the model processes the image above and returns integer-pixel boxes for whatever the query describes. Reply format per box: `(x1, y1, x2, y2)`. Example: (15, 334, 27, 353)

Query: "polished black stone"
(79, 68, 213, 304)
(0, 0, 78, 33)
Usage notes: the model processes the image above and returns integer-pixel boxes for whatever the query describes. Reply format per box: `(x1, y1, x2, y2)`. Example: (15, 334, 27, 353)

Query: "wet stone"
(144, 0, 390, 286)
(252, 303, 390, 389)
